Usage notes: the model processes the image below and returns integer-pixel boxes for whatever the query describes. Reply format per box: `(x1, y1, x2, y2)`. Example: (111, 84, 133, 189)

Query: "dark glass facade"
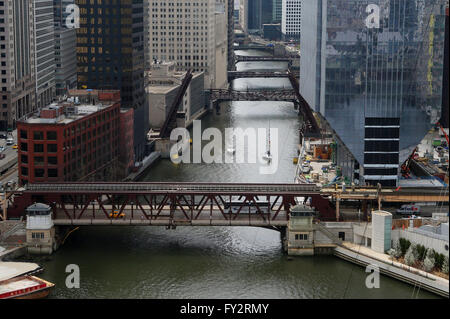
(300, 0, 446, 186)
(248, 0, 273, 32)
(75, 0, 148, 161)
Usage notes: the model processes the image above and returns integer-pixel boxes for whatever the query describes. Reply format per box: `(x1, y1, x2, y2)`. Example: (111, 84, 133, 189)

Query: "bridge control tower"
(285, 205, 315, 256)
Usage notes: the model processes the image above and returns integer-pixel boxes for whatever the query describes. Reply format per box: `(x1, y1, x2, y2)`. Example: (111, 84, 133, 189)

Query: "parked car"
(396, 204, 421, 215)
(0, 153, 5, 159)
(0, 133, 6, 139)
(0, 146, 4, 152)
(6, 138, 14, 145)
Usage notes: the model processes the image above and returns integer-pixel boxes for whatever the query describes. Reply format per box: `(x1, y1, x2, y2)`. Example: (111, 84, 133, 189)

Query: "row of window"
(20, 130, 57, 140)
(294, 234, 309, 241)
(20, 143, 57, 153)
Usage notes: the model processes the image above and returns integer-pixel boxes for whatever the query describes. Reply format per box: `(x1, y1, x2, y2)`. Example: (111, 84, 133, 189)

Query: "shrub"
(405, 245, 416, 266)
(433, 251, 445, 269)
(423, 249, 435, 272)
(442, 256, 449, 275)
(415, 244, 427, 261)
(399, 238, 411, 256)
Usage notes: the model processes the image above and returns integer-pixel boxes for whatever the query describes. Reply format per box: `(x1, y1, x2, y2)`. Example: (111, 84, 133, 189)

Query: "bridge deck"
(25, 182, 320, 195)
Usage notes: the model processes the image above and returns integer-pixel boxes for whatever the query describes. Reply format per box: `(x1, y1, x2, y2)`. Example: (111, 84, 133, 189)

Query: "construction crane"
(401, 147, 418, 179)
(436, 121, 449, 146)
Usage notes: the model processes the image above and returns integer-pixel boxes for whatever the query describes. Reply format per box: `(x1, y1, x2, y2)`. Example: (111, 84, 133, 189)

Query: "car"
(12, 144, 18, 150)
(6, 138, 14, 145)
(109, 211, 125, 219)
(301, 163, 311, 174)
(0, 153, 5, 160)
(396, 205, 421, 215)
(0, 134, 6, 139)
(0, 146, 4, 152)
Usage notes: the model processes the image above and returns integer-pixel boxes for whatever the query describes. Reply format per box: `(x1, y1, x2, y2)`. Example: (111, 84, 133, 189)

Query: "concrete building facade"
(146, 62, 205, 130)
(147, 0, 228, 89)
(281, 0, 301, 40)
(0, 0, 37, 130)
(34, 0, 56, 109)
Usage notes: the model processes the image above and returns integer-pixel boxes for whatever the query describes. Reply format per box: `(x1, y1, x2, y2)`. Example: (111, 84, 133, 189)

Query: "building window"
(48, 169, 58, 178)
(21, 143, 28, 152)
(33, 131, 44, 140)
(31, 232, 44, 239)
(21, 167, 28, 176)
(48, 156, 58, 165)
(47, 144, 57, 153)
(295, 233, 308, 241)
(21, 155, 28, 164)
(34, 156, 44, 165)
(34, 144, 44, 153)
(338, 232, 346, 241)
(34, 168, 45, 178)
(47, 131, 57, 140)
(20, 130, 27, 139)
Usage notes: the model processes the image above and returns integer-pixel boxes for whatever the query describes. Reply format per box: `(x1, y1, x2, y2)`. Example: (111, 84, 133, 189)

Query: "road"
(0, 130, 18, 186)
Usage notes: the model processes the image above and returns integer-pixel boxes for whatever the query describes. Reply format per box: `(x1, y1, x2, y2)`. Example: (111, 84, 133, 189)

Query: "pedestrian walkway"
(335, 242, 449, 297)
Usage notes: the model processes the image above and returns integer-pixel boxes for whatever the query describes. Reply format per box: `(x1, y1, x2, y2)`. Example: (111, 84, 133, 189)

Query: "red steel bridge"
(7, 182, 336, 227)
(6, 183, 448, 227)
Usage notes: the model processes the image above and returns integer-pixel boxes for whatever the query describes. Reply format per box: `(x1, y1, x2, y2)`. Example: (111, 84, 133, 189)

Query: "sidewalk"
(336, 242, 449, 297)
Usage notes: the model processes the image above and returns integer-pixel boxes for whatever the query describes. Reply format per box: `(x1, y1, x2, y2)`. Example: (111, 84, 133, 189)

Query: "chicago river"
(36, 50, 437, 299)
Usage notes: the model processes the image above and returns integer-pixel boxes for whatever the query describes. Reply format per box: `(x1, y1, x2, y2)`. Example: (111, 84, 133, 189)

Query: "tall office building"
(239, 0, 271, 33)
(147, 0, 228, 89)
(53, 0, 77, 96)
(34, 0, 56, 108)
(300, 0, 446, 186)
(441, 4, 449, 128)
(0, 0, 37, 130)
(281, 0, 301, 40)
(227, 0, 235, 71)
(272, 0, 282, 23)
(75, 0, 148, 161)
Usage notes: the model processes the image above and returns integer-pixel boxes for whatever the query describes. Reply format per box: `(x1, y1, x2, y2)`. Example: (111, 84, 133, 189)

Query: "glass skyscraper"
(300, 0, 446, 186)
(75, 0, 148, 161)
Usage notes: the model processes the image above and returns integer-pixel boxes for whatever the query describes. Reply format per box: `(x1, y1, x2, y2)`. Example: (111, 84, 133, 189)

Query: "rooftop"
(19, 89, 120, 125)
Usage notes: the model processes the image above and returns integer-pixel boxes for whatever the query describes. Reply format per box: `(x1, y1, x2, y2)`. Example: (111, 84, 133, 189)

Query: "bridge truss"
(8, 183, 338, 225)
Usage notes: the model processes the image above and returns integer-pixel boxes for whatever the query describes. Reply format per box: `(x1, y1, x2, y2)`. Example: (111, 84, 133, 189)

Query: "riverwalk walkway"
(335, 242, 449, 297)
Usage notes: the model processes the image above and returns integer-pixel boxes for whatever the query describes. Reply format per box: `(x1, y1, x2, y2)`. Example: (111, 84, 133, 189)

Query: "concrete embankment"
(334, 245, 449, 298)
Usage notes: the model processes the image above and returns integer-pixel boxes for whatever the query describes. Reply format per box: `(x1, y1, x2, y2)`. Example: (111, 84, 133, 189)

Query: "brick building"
(17, 90, 134, 185)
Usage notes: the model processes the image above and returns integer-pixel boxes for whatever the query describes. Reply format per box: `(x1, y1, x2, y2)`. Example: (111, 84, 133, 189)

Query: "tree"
(415, 244, 427, 261)
(399, 238, 411, 256)
(404, 245, 416, 266)
(442, 256, 449, 275)
(423, 249, 435, 272)
(391, 240, 402, 259)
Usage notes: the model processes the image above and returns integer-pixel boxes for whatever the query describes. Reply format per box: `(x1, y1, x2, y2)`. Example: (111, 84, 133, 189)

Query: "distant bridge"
(227, 71, 290, 81)
(235, 56, 291, 63)
(210, 89, 297, 103)
(233, 45, 274, 52)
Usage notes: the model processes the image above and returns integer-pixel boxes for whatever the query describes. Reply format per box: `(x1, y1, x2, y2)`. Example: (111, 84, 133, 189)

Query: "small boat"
(262, 150, 272, 162)
(0, 275, 54, 299)
(263, 121, 272, 162)
(227, 135, 236, 155)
